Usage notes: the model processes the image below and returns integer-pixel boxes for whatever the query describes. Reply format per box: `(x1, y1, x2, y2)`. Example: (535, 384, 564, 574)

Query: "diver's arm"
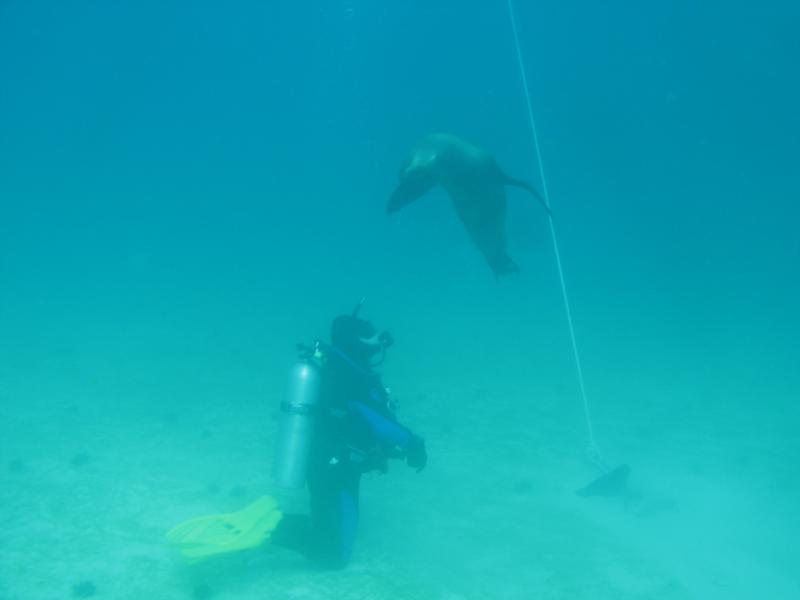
(347, 400, 427, 471)
(348, 399, 412, 447)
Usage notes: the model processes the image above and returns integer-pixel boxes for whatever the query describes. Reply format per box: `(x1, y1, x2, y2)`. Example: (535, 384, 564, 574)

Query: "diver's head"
(330, 301, 394, 367)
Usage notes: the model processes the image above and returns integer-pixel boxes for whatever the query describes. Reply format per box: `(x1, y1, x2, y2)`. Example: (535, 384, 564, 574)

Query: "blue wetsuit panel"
(338, 488, 359, 563)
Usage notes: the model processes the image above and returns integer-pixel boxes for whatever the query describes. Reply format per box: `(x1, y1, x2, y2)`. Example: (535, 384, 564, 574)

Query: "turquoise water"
(1, 2, 798, 598)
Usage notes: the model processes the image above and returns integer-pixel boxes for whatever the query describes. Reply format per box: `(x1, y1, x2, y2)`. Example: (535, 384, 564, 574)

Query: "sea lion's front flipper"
(501, 173, 552, 216)
(387, 173, 436, 214)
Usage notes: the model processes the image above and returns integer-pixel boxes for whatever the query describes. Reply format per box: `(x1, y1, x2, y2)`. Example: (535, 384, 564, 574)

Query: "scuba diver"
(165, 300, 426, 569)
(269, 300, 427, 568)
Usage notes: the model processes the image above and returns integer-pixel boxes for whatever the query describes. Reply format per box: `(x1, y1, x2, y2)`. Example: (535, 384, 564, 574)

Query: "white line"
(506, 0, 604, 469)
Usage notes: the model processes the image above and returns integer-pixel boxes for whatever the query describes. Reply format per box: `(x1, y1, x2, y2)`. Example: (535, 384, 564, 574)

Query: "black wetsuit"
(272, 345, 417, 568)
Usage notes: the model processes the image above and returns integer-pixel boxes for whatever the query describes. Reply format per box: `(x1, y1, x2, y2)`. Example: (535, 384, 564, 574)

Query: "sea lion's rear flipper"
(501, 173, 552, 216)
(387, 173, 436, 214)
(488, 253, 520, 277)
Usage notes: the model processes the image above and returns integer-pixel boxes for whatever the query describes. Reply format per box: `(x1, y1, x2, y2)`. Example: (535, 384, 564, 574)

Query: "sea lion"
(387, 133, 549, 276)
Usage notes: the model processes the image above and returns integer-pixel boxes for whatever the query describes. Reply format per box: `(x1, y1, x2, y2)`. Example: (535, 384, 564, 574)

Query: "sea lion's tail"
(502, 174, 552, 216)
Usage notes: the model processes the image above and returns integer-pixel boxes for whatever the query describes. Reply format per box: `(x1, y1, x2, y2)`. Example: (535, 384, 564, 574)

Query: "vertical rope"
(506, 0, 604, 469)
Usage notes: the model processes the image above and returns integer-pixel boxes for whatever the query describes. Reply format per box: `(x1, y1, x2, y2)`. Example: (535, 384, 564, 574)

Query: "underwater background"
(1, 1, 798, 598)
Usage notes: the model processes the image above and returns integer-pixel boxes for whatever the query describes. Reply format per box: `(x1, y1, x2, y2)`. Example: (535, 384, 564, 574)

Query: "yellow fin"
(166, 496, 283, 560)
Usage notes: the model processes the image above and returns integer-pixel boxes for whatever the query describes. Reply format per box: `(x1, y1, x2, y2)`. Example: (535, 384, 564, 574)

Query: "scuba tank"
(271, 344, 323, 489)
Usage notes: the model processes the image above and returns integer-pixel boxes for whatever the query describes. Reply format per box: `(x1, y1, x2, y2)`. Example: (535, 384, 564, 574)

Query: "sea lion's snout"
(388, 169, 435, 214)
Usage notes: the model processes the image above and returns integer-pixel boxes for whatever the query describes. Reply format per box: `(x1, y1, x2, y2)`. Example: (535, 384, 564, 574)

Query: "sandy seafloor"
(1, 264, 798, 600)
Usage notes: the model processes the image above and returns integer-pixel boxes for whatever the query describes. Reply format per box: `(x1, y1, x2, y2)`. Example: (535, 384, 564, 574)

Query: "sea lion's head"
(387, 149, 439, 214)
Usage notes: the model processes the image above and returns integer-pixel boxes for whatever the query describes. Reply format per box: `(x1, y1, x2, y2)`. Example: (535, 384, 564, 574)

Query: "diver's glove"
(406, 435, 427, 472)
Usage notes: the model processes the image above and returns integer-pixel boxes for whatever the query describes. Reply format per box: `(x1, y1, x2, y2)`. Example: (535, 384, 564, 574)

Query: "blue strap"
(323, 342, 378, 380)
